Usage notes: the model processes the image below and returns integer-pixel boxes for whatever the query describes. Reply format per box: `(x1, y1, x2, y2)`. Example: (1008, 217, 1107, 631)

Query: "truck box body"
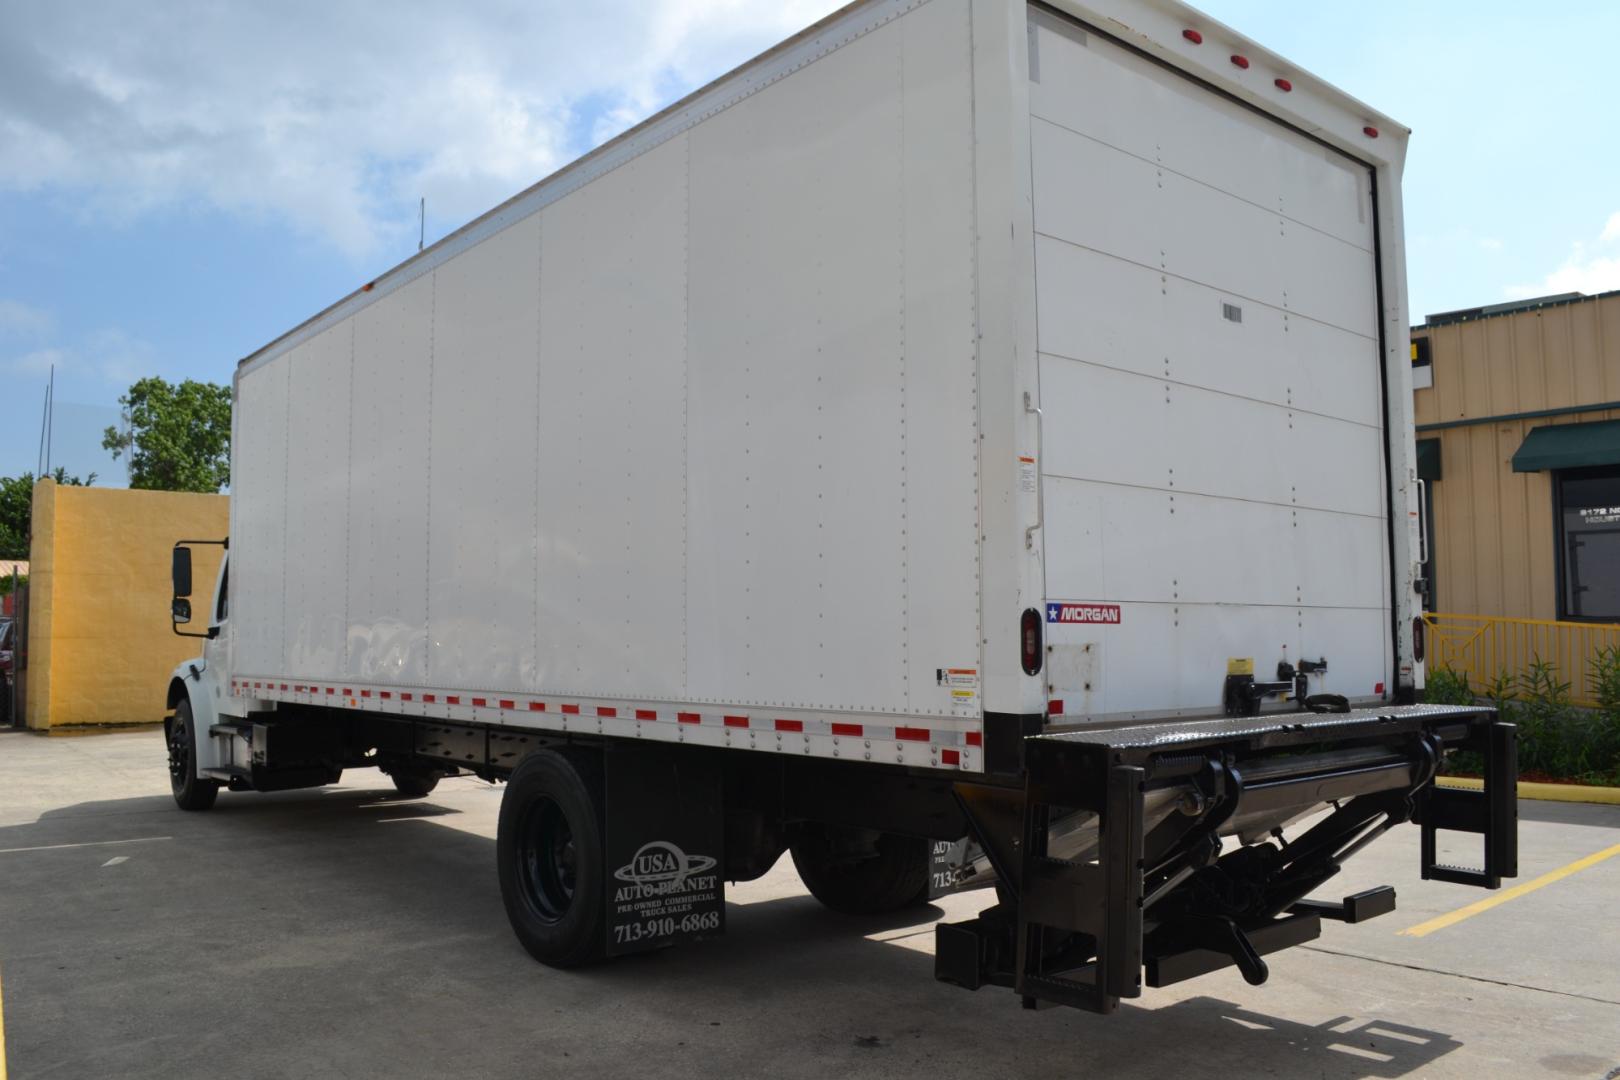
(173, 0, 1517, 1015)
(225, 0, 1422, 772)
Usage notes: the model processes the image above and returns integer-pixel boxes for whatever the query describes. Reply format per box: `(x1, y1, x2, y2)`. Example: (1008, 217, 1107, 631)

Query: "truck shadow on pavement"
(0, 784, 1464, 1080)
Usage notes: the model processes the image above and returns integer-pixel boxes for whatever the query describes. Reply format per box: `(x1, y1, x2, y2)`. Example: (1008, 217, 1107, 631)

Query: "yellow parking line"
(1, 959, 9, 1080)
(1400, 841, 1620, 938)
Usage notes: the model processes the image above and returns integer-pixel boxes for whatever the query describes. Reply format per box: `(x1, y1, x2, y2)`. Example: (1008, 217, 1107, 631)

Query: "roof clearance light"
(1230, 54, 1250, 69)
(1182, 29, 1203, 44)
(1364, 125, 1380, 138)
(1274, 78, 1292, 92)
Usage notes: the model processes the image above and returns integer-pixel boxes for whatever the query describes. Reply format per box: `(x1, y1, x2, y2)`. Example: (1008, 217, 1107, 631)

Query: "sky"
(2, 0, 1617, 483)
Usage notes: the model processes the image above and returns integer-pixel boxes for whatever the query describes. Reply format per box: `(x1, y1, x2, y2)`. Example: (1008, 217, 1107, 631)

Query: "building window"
(1558, 465, 1620, 621)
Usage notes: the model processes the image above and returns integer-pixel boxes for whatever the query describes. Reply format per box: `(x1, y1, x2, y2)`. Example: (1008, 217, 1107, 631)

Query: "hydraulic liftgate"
(937, 704, 1516, 1013)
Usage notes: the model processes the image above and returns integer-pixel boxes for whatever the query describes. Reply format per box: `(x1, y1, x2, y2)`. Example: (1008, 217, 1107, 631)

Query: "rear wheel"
(496, 748, 606, 967)
(167, 698, 219, 811)
(790, 824, 930, 915)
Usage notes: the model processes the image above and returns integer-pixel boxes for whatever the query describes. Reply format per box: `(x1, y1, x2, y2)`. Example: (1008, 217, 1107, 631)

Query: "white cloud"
(10, 347, 67, 376)
(1504, 211, 1620, 299)
(5, 324, 162, 387)
(1602, 211, 1620, 245)
(0, 1, 842, 259)
(0, 299, 53, 338)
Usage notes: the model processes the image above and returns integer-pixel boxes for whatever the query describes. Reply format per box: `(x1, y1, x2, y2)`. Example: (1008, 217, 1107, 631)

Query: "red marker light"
(1363, 125, 1379, 138)
(1230, 54, 1250, 69)
(1274, 78, 1292, 92)
(1021, 608, 1043, 676)
(1182, 29, 1203, 44)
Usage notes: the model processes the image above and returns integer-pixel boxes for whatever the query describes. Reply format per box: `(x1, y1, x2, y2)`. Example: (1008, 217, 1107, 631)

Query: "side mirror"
(172, 597, 192, 625)
(172, 546, 193, 599)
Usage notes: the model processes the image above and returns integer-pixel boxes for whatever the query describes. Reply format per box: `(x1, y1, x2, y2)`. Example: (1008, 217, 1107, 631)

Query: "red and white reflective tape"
(228, 677, 984, 773)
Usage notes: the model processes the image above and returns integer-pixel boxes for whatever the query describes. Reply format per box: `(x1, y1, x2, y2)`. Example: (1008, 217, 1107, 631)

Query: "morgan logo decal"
(614, 841, 717, 895)
(1047, 602, 1122, 625)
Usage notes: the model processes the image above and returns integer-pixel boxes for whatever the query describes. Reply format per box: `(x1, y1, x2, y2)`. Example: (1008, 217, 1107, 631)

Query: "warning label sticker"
(1046, 602, 1122, 625)
(939, 667, 980, 715)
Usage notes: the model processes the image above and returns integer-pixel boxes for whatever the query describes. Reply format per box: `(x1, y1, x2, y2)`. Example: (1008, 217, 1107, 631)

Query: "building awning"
(1416, 438, 1442, 481)
(1511, 418, 1620, 472)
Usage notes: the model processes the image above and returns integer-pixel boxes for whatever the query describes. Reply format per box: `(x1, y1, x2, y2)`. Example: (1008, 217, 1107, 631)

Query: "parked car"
(0, 617, 14, 725)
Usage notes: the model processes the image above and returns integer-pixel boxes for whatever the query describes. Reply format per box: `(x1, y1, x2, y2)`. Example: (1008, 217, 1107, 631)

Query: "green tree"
(0, 469, 97, 559)
(102, 377, 232, 492)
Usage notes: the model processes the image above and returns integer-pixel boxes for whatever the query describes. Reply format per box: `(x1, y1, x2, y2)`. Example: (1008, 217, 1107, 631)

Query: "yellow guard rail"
(1424, 612, 1620, 707)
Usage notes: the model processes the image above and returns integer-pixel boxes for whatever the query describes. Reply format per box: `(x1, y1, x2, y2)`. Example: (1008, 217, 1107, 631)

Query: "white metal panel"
(282, 327, 351, 679)
(227, 0, 986, 737)
(536, 136, 689, 699)
(900, 0, 984, 714)
(1032, 121, 1376, 338)
(1035, 237, 1382, 429)
(1028, 9, 1373, 252)
(231, 363, 289, 676)
(1031, 8, 1389, 715)
(689, 17, 911, 713)
(427, 215, 542, 692)
(347, 273, 434, 684)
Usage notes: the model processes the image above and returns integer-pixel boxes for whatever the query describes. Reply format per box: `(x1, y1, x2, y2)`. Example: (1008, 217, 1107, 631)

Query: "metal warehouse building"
(1413, 289, 1620, 623)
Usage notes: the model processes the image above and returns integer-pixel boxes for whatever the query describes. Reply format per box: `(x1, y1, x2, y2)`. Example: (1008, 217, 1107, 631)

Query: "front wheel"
(496, 748, 607, 967)
(384, 759, 442, 798)
(167, 698, 219, 811)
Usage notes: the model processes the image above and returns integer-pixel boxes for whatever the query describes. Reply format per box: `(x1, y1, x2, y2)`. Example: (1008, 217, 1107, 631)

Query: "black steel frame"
(936, 704, 1517, 1013)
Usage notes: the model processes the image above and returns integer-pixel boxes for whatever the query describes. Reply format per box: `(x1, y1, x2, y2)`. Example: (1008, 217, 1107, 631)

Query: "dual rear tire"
(497, 749, 608, 968)
(789, 824, 931, 915)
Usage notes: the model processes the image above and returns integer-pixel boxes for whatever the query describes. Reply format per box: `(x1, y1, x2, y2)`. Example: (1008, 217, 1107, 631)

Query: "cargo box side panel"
(1029, 9, 1391, 718)
(425, 215, 545, 692)
(282, 325, 353, 681)
(686, 2, 982, 717)
(537, 137, 688, 698)
(232, 362, 291, 678)
(347, 274, 434, 685)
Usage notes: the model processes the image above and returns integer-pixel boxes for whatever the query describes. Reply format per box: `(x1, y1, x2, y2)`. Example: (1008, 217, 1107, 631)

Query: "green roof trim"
(1416, 438, 1442, 481)
(1511, 419, 1620, 473)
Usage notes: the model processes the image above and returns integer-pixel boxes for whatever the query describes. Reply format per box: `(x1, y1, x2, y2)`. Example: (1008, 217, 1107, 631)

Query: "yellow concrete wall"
(25, 481, 228, 730)
(1412, 293, 1620, 619)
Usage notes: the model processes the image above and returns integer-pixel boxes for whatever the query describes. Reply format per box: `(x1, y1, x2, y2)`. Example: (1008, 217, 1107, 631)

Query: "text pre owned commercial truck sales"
(163, 0, 1518, 1013)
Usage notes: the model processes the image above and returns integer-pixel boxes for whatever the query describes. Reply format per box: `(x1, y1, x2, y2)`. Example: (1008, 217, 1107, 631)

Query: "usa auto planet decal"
(610, 841, 722, 948)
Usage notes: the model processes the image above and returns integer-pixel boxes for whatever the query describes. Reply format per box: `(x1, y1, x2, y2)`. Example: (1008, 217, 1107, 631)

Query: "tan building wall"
(26, 480, 227, 730)
(1413, 291, 1620, 619)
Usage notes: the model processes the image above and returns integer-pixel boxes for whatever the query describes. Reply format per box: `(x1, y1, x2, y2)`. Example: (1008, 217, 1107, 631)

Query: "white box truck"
(163, 0, 1517, 1013)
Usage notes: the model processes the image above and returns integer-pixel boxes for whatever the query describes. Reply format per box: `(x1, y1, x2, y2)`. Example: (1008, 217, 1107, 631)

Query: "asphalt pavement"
(1, 729, 1616, 1079)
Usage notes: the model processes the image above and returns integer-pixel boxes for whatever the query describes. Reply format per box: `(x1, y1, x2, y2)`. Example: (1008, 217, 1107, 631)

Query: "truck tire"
(167, 698, 219, 811)
(790, 824, 930, 915)
(386, 760, 441, 798)
(497, 748, 606, 967)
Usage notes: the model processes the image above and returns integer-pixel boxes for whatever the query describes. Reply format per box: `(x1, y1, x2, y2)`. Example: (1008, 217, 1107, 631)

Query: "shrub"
(1428, 659, 1620, 785)
(1423, 667, 1475, 706)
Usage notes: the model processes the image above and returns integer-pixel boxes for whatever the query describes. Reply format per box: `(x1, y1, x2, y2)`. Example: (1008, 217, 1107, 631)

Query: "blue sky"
(2, 0, 1617, 484)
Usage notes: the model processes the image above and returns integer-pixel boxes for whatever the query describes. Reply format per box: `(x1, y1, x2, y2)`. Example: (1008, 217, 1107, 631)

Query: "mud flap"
(927, 837, 972, 900)
(603, 746, 725, 956)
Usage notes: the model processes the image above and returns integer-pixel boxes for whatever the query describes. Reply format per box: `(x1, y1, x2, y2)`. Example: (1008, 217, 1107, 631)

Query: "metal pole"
(419, 196, 425, 252)
(36, 383, 48, 477)
(45, 362, 54, 476)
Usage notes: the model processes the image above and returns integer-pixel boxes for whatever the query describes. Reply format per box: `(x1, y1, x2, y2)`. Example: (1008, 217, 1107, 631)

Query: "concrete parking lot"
(1, 729, 1616, 1080)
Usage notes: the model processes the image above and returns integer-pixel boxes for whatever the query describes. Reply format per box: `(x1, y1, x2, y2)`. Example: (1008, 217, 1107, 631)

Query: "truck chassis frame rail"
(936, 704, 1515, 1013)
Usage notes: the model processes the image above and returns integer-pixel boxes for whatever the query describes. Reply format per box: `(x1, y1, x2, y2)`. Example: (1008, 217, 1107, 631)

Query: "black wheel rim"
(167, 719, 189, 789)
(517, 795, 577, 923)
